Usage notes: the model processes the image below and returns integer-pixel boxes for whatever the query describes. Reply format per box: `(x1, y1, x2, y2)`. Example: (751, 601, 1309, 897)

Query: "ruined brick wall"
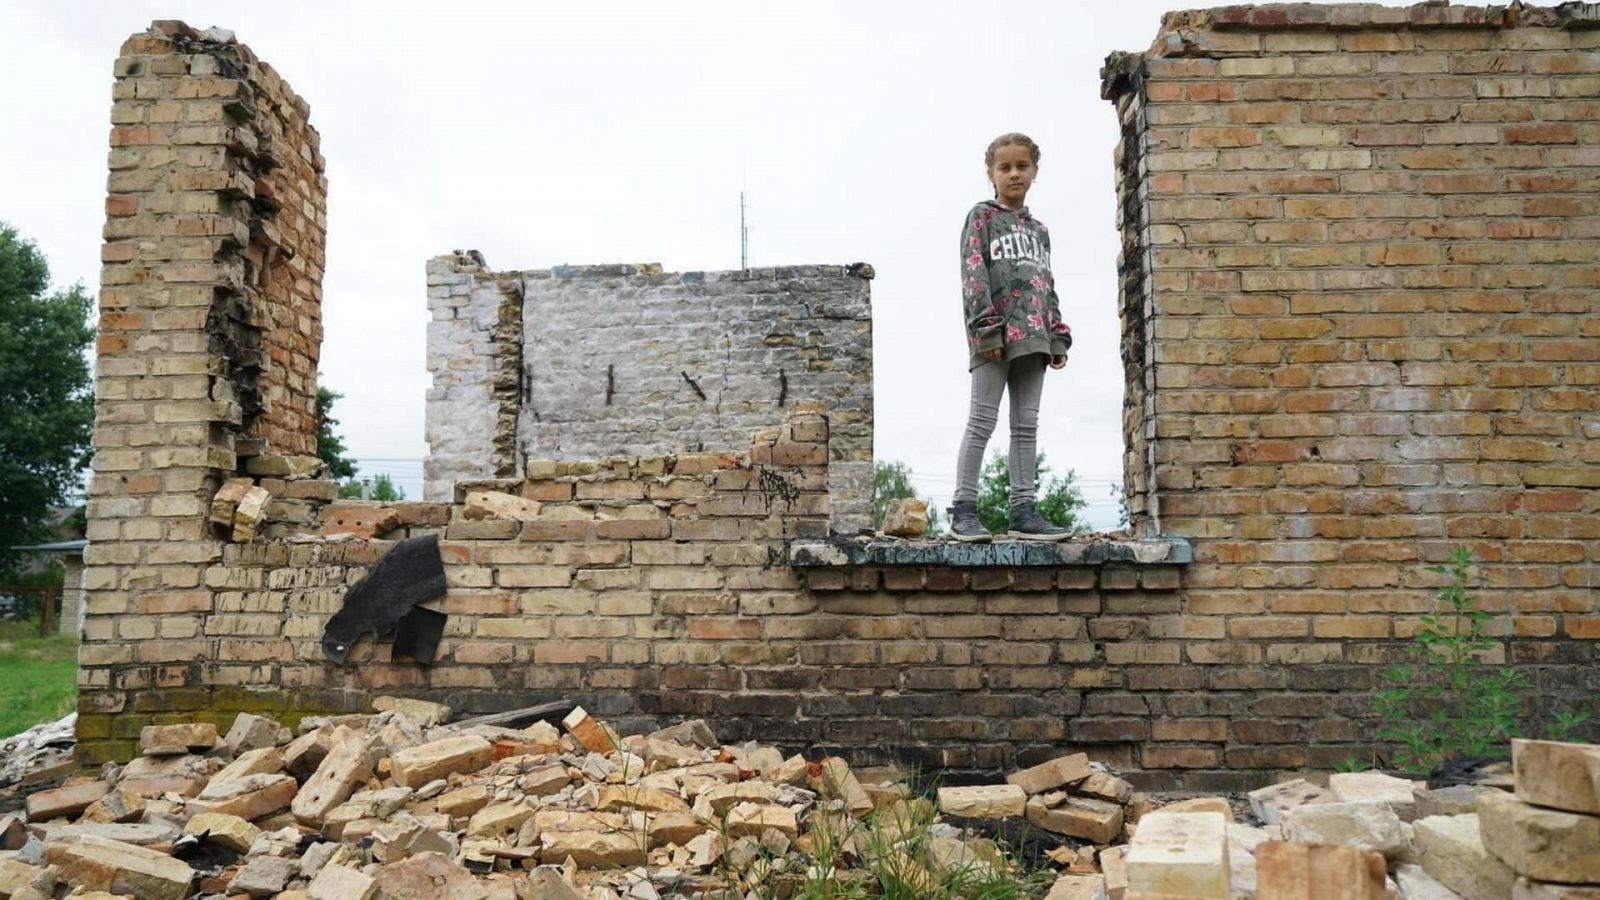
(81, 9, 1600, 789)
(238, 57, 326, 459)
(99, 21, 325, 469)
(83, 20, 325, 728)
(1102, 3, 1599, 781)
(423, 254, 874, 533)
(80, 401, 1193, 786)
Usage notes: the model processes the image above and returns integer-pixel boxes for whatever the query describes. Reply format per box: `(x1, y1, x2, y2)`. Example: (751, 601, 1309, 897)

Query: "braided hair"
(984, 132, 1041, 170)
(985, 133, 1041, 199)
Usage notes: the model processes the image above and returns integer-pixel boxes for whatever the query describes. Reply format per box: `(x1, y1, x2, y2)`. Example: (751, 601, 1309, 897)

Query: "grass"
(0, 619, 77, 739)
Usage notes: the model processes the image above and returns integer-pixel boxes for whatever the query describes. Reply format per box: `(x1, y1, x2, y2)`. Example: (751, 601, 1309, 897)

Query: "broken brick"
(1255, 841, 1385, 900)
(390, 735, 493, 789)
(292, 726, 374, 825)
(45, 833, 195, 900)
(1008, 753, 1092, 795)
(937, 784, 1026, 819)
(140, 723, 218, 756)
(25, 781, 110, 821)
(189, 773, 297, 821)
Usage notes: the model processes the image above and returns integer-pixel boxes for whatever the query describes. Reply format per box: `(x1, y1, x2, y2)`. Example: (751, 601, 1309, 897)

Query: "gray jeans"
(954, 354, 1046, 508)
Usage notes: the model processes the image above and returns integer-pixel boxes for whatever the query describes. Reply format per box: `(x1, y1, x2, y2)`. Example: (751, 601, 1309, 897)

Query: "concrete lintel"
(787, 537, 1193, 568)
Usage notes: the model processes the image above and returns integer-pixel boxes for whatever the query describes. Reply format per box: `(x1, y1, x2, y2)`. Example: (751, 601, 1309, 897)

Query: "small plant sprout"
(1369, 546, 1592, 772)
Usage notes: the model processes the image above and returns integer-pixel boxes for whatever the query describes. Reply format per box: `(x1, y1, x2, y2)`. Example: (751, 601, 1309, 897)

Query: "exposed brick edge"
(1163, 2, 1600, 34)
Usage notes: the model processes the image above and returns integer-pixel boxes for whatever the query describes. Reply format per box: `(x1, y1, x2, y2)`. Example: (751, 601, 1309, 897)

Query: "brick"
(1283, 801, 1408, 859)
(189, 773, 297, 820)
(595, 517, 670, 539)
(1143, 746, 1218, 769)
(308, 864, 377, 900)
(561, 705, 619, 753)
(182, 811, 260, 852)
(1256, 841, 1386, 900)
(936, 784, 1025, 818)
(1126, 812, 1229, 899)
(81, 787, 146, 824)
(1414, 813, 1517, 900)
(1329, 770, 1418, 821)
(726, 801, 800, 839)
(45, 833, 196, 900)
(1512, 738, 1600, 815)
(321, 505, 400, 539)
(1007, 753, 1091, 795)
(462, 489, 541, 521)
(26, 780, 111, 820)
(291, 726, 373, 825)
(1248, 778, 1334, 825)
(1026, 795, 1125, 843)
(223, 711, 281, 755)
(538, 831, 647, 867)
(1477, 790, 1600, 883)
(390, 735, 493, 788)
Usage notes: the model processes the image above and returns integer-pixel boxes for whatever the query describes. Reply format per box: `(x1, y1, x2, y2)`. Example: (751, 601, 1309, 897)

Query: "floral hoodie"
(960, 200, 1071, 371)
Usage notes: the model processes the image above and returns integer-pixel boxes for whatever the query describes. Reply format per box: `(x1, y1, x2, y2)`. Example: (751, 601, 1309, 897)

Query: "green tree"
(871, 460, 942, 536)
(316, 387, 357, 481)
(0, 223, 94, 576)
(1110, 482, 1131, 530)
(976, 451, 1085, 535)
(338, 473, 406, 501)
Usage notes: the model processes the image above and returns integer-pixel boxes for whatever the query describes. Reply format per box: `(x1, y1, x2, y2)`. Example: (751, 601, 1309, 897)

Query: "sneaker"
(946, 501, 992, 543)
(1008, 502, 1072, 542)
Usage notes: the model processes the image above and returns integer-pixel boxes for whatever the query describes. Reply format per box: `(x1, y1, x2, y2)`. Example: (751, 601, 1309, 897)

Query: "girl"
(948, 133, 1072, 542)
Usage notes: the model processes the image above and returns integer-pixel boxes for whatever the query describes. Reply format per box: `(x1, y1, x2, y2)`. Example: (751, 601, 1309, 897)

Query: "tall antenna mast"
(740, 190, 749, 270)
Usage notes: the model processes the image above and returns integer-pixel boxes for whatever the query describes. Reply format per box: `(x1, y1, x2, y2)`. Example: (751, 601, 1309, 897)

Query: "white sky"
(1, 0, 1400, 529)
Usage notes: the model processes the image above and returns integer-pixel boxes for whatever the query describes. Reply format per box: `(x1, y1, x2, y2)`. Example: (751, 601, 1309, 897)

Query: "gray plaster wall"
(423, 252, 522, 501)
(424, 254, 874, 532)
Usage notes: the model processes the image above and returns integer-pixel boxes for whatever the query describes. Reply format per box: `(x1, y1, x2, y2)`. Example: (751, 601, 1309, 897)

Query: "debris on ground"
(1, 705, 1595, 899)
(0, 713, 76, 791)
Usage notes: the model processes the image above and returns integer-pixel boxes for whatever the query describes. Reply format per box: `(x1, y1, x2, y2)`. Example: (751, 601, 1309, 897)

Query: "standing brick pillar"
(1104, 2, 1598, 780)
(80, 21, 325, 761)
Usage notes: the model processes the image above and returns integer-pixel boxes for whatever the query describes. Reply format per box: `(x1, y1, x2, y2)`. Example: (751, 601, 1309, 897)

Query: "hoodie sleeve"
(1040, 227, 1072, 355)
(961, 207, 1004, 355)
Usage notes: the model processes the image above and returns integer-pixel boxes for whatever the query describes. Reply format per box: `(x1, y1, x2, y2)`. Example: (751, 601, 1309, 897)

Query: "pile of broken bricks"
(928, 738, 1600, 899)
(1481, 738, 1600, 899)
(2, 700, 1595, 900)
(0, 701, 1138, 900)
(1087, 737, 1600, 900)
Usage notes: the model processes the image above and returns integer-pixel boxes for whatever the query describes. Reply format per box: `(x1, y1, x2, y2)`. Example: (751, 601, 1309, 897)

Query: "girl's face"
(988, 144, 1037, 209)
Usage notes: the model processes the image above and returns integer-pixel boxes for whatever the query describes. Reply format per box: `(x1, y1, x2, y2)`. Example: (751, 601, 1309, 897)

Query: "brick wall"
(423, 253, 875, 532)
(98, 21, 325, 470)
(1102, 1, 1599, 781)
(80, 10, 1599, 788)
(238, 50, 326, 459)
(83, 20, 326, 735)
(80, 401, 1197, 786)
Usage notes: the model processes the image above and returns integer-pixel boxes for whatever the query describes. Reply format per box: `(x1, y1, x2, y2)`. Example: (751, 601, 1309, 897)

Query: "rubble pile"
(0, 714, 76, 792)
(3, 702, 1595, 899)
(0, 703, 1150, 900)
(1489, 738, 1600, 897)
(1097, 739, 1600, 900)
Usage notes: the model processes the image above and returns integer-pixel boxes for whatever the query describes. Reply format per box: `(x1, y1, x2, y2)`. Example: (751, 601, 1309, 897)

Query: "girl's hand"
(982, 348, 1003, 363)
(1049, 355, 1067, 369)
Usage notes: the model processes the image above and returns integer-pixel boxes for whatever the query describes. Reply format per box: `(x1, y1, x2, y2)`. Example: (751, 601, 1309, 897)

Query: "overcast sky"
(1, 0, 1401, 530)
